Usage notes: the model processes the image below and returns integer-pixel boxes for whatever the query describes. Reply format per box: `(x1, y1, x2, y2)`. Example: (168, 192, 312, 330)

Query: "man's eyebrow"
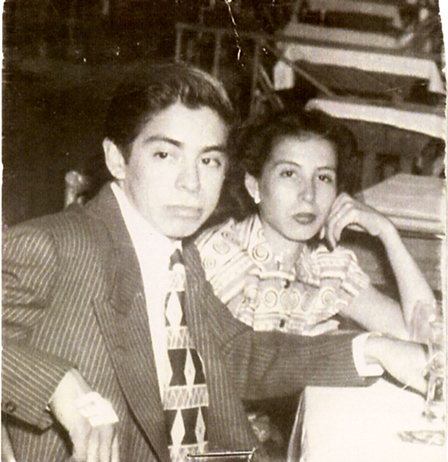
(271, 160, 300, 168)
(143, 136, 227, 155)
(143, 135, 182, 147)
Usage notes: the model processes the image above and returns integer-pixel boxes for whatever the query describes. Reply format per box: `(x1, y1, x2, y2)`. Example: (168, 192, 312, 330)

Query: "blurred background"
(2, 0, 445, 225)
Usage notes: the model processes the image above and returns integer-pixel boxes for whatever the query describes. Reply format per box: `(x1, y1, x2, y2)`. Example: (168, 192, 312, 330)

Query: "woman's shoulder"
(195, 215, 255, 253)
(195, 215, 259, 303)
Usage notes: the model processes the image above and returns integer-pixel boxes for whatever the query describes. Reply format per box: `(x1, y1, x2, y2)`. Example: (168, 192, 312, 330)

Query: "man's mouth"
(167, 205, 203, 219)
(293, 213, 317, 225)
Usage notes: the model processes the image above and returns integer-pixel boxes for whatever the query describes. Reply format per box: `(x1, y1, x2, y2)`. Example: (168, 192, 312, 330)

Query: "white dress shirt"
(112, 182, 182, 396)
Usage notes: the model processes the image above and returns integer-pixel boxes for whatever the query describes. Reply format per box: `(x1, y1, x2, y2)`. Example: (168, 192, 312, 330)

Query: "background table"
(304, 0, 404, 28)
(357, 173, 444, 292)
(360, 173, 445, 235)
(278, 20, 403, 49)
(305, 96, 446, 188)
(273, 39, 445, 95)
(306, 96, 446, 139)
(287, 378, 446, 462)
(345, 173, 444, 295)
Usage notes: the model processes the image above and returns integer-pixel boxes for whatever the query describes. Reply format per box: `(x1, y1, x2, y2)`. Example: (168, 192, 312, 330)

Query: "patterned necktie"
(163, 248, 209, 462)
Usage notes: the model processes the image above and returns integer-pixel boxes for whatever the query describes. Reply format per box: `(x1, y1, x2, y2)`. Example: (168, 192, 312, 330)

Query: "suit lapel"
(87, 185, 171, 462)
(182, 241, 258, 450)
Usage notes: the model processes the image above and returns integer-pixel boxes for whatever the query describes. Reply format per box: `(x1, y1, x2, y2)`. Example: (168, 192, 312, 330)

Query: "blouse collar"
(245, 214, 314, 282)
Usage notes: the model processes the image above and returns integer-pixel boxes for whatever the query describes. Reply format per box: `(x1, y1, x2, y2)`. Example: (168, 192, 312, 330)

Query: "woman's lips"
(293, 213, 317, 225)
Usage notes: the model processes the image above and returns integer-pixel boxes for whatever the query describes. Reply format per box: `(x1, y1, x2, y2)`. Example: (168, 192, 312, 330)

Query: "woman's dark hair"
(219, 110, 363, 220)
(104, 61, 235, 161)
(234, 109, 362, 191)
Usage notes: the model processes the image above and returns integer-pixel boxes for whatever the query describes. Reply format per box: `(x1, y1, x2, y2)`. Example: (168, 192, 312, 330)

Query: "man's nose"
(176, 161, 200, 192)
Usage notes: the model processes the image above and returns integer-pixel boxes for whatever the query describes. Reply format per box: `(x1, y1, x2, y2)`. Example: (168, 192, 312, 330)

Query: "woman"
(197, 110, 436, 340)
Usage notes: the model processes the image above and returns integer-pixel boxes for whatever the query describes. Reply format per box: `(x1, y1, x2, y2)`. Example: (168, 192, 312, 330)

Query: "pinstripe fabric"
(2, 184, 372, 462)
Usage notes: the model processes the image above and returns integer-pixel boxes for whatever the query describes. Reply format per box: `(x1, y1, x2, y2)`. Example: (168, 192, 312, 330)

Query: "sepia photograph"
(2, 1, 446, 461)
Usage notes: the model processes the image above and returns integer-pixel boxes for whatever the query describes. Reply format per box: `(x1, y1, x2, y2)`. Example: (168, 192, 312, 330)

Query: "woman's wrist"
(376, 216, 399, 245)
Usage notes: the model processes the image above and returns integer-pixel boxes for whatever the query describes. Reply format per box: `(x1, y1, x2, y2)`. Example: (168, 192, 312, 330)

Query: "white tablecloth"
(273, 41, 445, 94)
(288, 378, 446, 462)
(359, 173, 446, 234)
(306, 96, 446, 139)
(279, 21, 401, 49)
(306, 0, 404, 28)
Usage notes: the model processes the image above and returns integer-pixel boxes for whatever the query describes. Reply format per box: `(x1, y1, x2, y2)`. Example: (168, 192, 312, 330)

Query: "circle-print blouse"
(196, 214, 370, 336)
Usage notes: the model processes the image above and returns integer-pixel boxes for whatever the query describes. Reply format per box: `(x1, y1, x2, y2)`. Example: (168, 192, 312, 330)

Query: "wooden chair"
(64, 170, 91, 207)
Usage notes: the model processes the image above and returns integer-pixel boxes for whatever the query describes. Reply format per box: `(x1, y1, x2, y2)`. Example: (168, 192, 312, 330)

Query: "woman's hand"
(323, 193, 395, 250)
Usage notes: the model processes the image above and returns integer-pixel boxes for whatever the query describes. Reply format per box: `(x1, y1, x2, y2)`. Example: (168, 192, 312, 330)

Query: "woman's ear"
(245, 173, 261, 204)
(103, 139, 126, 180)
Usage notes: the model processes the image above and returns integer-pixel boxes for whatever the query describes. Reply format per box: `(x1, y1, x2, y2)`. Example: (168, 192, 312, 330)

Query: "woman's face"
(248, 135, 337, 245)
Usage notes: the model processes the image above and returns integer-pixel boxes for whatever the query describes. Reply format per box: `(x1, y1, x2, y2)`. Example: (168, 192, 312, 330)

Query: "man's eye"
(280, 170, 295, 178)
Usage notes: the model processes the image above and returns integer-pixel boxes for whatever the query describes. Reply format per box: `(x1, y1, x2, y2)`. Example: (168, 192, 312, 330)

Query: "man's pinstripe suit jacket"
(2, 184, 368, 462)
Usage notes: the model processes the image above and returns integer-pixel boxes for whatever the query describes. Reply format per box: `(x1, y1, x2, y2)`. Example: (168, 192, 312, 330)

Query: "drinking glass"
(422, 316, 445, 423)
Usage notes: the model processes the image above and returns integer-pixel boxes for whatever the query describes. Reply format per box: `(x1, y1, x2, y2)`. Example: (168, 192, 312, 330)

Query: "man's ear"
(103, 139, 126, 180)
(244, 173, 261, 204)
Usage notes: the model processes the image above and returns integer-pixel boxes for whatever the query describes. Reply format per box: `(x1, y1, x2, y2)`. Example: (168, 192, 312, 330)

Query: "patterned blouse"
(196, 214, 370, 336)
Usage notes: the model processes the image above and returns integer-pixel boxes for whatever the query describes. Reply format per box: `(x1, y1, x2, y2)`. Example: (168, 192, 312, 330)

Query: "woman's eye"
(318, 173, 335, 183)
(154, 151, 170, 159)
(201, 157, 223, 168)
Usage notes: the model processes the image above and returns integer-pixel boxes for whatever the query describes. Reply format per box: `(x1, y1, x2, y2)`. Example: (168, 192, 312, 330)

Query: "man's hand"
(49, 369, 119, 462)
(364, 335, 428, 394)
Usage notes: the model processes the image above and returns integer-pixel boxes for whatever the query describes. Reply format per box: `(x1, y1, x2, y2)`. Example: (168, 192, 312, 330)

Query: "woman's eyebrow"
(202, 144, 228, 154)
(272, 161, 336, 171)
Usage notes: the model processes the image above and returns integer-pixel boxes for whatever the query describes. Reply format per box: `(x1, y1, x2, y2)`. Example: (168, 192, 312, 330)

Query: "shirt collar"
(111, 182, 179, 261)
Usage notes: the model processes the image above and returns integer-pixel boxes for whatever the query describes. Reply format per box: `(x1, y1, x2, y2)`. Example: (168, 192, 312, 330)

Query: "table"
(349, 174, 445, 292)
(361, 173, 445, 234)
(279, 20, 402, 49)
(360, 173, 445, 290)
(306, 96, 446, 139)
(305, 0, 404, 29)
(305, 96, 446, 188)
(273, 39, 445, 95)
(287, 378, 446, 462)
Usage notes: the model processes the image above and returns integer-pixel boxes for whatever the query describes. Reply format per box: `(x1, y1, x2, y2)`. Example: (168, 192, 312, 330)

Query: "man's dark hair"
(104, 61, 235, 161)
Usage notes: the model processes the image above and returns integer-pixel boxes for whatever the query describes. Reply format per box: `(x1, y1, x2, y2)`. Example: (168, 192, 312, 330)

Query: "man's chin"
(163, 219, 206, 240)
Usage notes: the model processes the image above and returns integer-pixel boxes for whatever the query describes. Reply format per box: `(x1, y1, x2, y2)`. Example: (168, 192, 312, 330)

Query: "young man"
(2, 62, 427, 462)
